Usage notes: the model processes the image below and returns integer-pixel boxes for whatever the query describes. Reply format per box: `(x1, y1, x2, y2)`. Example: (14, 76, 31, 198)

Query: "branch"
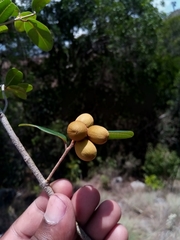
(0, 12, 36, 27)
(0, 110, 91, 240)
(0, 111, 54, 196)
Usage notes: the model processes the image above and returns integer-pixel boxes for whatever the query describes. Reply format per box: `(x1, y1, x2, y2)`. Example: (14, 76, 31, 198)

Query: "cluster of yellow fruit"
(67, 113, 109, 161)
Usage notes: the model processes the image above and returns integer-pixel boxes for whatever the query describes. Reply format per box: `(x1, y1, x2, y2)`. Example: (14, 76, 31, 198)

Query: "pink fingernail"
(44, 195, 67, 225)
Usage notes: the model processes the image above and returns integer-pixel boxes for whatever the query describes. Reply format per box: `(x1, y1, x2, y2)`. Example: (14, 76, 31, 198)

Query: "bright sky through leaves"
(153, 0, 180, 13)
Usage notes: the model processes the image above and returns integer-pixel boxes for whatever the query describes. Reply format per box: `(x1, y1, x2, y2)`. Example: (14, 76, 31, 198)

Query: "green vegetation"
(144, 174, 164, 190)
(1, 0, 180, 188)
(144, 143, 180, 181)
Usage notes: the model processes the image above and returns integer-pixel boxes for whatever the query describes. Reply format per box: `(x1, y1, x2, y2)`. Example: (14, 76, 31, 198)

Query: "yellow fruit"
(76, 113, 94, 127)
(88, 125, 109, 145)
(67, 121, 87, 141)
(75, 139, 97, 161)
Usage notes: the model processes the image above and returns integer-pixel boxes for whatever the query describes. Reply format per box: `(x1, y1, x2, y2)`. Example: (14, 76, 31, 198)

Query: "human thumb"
(31, 194, 76, 240)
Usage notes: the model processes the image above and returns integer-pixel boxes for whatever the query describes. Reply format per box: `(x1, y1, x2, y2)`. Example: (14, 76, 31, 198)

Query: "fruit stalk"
(46, 140, 75, 182)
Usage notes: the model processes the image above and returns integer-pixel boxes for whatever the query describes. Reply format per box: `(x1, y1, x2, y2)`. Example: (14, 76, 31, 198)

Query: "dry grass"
(119, 187, 180, 240)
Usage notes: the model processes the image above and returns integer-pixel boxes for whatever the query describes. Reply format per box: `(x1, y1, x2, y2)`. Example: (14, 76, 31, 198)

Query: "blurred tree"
(2, 0, 180, 185)
(156, 12, 180, 153)
(19, 0, 165, 178)
(158, 13, 180, 57)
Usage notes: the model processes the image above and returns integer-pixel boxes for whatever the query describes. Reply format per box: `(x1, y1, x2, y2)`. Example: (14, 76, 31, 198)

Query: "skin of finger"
(31, 193, 76, 240)
(75, 224, 128, 240)
(51, 179, 73, 198)
(84, 200, 121, 240)
(1, 179, 73, 240)
(71, 185, 100, 225)
(104, 224, 128, 240)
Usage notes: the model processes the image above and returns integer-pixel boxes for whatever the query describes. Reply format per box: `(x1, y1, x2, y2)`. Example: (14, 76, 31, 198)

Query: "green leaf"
(14, 11, 36, 32)
(0, 24, 8, 33)
(0, 0, 10, 10)
(18, 124, 67, 143)
(5, 67, 23, 86)
(18, 83, 33, 92)
(24, 19, 53, 51)
(0, 84, 32, 99)
(6, 85, 27, 99)
(11, 4, 19, 17)
(108, 130, 134, 139)
(0, 1, 16, 23)
(2, 68, 33, 99)
(0, 89, 13, 99)
(32, 0, 51, 13)
(6, 85, 26, 98)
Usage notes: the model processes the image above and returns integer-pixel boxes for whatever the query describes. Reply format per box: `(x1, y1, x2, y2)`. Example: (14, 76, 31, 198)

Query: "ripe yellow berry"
(67, 121, 87, 141)
(75, 139, 97, 161)
(76, 113, 94, 127)
(88, 125, 109, 145)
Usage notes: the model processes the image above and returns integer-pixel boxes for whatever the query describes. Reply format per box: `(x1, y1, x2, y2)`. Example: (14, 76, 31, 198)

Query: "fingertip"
(50, 179, 73, 198)
(105, 224, 129, 240)
(72, 185, 100, 225)
(44, 194, 67, 225)
(85, 200, 121, 239)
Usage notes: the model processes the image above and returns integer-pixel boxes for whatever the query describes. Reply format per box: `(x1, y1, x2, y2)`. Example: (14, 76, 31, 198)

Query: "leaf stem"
(0, 12, 36, 26)
(46, 140, 75, 182)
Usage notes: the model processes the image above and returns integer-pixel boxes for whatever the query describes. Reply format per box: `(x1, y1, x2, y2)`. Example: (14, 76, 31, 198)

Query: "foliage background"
(1, 0, 180, 188)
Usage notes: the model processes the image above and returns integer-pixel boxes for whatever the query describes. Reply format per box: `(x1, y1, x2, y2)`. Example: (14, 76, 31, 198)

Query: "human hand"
(1, 179, 128, 240)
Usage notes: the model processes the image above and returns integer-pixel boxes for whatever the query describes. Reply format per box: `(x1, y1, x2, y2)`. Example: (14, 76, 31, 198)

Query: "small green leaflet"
(108, 130, 134, 139)
(18, 83, 33, 93)
(19, 124, 67, 143)
(14, 11, 36, 32)
(11, 4, 19, 17)
(24, 19, 53, 52)
(5, 84, 33, 99)
(0, 0, 16, 23)
(0, 86, 31, 99)
(0, 24, 8, 33)
(32, 0, 51, 13)
(6, 85, 28, 99)
(5, 67, 23, 86)
(0, 68, 33, 100)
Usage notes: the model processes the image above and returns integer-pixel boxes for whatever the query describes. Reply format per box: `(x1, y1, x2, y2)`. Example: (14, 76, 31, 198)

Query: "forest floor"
(76, 175, 180, 240)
